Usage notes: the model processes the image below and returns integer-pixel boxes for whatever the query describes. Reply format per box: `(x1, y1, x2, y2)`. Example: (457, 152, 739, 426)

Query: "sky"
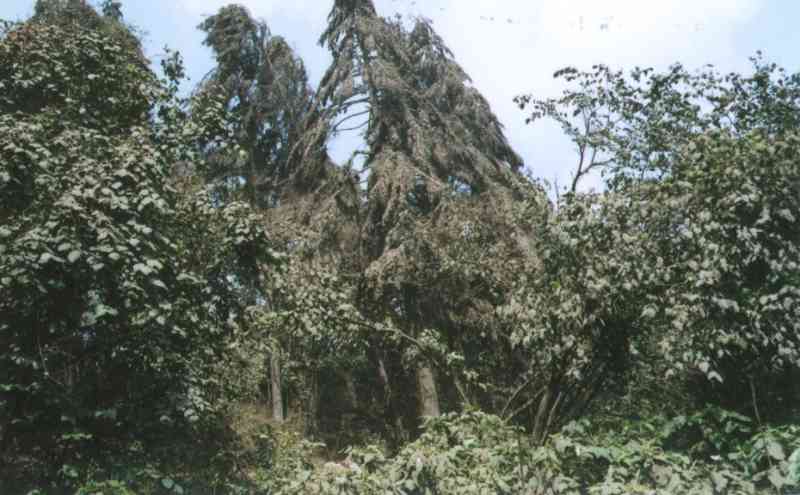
(3, 0, 800, 193)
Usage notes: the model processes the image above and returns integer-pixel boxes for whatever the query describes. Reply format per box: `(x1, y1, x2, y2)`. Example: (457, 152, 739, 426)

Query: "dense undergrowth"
(52, 409, 800, 494)
(261, 411, 800, 495)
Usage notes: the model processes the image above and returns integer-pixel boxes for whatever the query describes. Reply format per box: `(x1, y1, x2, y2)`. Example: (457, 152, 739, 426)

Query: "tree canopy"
(1, 1, 798, 493)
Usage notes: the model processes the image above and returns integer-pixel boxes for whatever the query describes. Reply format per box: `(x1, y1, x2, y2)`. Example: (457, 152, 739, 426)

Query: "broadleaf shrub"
(267, 411, 799, 494)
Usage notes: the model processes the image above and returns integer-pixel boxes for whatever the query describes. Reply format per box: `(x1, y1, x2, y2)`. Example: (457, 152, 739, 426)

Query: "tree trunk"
(376, 355, 409, 444)
(270, 351, 284, 423)
(532, 384, 563, 444)
(416, 364, 440, 418)
(306, 369, 320, 436)
(377, 357, 391, 403)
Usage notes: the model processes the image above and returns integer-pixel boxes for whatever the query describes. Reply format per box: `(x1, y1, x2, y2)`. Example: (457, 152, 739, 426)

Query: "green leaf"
(94, 408, 117, 420)
(767, 441, 786, 461)
(67, 250, 81, 263)
(767, 467, 786, 489)
(60, 464, 79, 479)
(789, 448, 800, 484)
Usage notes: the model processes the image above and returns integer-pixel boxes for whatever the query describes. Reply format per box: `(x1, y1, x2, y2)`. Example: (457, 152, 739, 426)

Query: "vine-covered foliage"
(0, 4, 275, 491)
(1, 1, 799, 493)
(254, 411, 800, 494)
(517, 59, 800, 422)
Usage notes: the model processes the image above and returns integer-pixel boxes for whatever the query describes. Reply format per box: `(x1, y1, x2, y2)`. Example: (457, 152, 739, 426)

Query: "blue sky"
(3, 0, 800, 192)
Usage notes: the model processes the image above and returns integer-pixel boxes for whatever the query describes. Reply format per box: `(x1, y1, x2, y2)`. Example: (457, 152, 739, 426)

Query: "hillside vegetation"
(0, 1, 798, 493)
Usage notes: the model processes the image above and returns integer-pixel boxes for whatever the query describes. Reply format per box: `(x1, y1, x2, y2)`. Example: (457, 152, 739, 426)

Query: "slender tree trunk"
(306, 369, 320, 436)
(452, 374, 471, 408)
(532, 384, 562, 444)
(377, 357, 391, 401)
(270, 351, 284, 423)
(377, 355, 408, 444)
(416, 364, 440, 418)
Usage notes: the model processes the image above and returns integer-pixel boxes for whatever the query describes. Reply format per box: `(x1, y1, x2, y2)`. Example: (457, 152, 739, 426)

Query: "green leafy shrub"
(789, 447, 800, 486)
(269, 411, 798, 494)
(0, 10, 275, 492)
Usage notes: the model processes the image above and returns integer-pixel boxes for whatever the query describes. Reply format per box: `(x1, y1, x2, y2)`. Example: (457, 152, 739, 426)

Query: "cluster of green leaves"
(0, 18, 152, 131)
(0, 5, 277, 492)
(257, 411, 800, 494)
(206, 5, 800, 477)
(510, 57, 800, 434)
(3, 0, 800, 492)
